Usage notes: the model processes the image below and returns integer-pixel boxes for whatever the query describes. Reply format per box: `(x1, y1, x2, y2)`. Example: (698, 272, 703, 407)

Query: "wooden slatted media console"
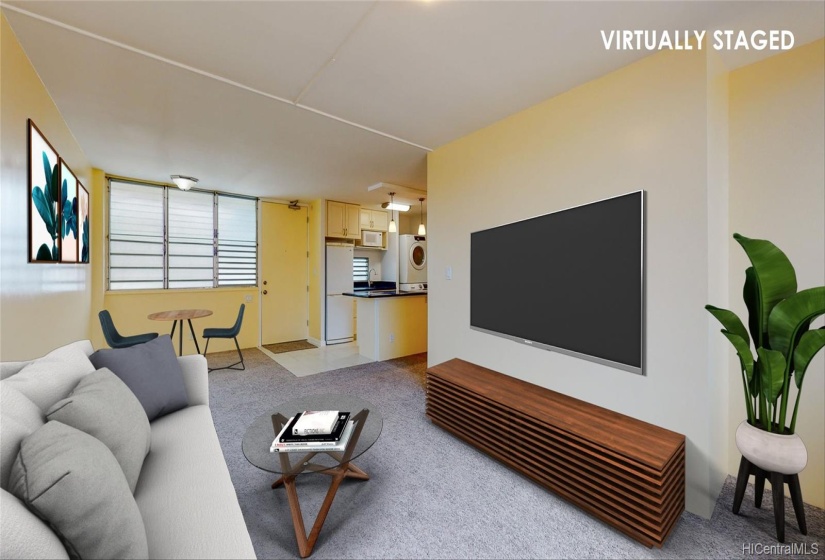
(426, 359, 685, 547)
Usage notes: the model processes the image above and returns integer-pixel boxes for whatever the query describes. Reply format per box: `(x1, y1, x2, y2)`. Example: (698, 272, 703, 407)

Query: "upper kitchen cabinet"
(327, 201, 361, 239)
(359, 209, 389, 232)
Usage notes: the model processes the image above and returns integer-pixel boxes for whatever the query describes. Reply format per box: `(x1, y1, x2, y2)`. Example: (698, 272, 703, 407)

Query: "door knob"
(263, 280, 268, 285)
(263, 290, 268, 295)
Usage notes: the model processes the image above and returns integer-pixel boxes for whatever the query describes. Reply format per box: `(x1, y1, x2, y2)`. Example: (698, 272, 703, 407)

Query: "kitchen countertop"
(344, 289, 427, 298)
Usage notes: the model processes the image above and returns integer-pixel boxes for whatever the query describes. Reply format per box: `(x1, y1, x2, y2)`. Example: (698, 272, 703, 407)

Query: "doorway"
(260, 202, 308, 345)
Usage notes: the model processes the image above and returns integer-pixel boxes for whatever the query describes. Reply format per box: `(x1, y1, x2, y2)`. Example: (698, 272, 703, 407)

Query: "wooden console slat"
(426, 359, 685, 548)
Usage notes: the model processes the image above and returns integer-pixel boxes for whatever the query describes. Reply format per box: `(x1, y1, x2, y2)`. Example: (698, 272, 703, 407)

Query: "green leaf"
(35, 243, 53, 261)
(51, 244, 58, 261)
(767, 287, 825, 359)
(32, 186, 55, 238)
(706, 306, 750, 346)
(794, 328, 825, 389)
(50, 163, 60, 207)
(757, 348, 786, 404)
(721, 330, 754, 381)
(744, 267, 760, 346)
(735, 234, 797, 348)
(42, 152, 52, 193)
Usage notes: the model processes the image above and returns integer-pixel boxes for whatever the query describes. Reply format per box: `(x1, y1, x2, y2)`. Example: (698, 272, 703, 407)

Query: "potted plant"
(706, 233, 824, 539)
(707, 234, 824, 450)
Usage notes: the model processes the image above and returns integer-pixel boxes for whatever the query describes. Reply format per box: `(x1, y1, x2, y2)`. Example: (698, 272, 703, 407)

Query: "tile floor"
(259, 341, 373, 377)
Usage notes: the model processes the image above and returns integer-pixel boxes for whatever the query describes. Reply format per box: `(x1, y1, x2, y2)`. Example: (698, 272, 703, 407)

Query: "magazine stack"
(270, 410, 353, 453)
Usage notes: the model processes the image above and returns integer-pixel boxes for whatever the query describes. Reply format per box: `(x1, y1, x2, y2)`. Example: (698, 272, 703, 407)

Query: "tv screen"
(471, 191, 644, 374)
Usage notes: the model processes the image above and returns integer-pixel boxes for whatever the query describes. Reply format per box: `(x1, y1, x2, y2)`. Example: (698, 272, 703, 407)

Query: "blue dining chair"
(98, 310, 159, 349)
(202, 304, 245, 371)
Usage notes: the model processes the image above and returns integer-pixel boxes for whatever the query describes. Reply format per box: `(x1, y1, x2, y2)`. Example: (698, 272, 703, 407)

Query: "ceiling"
(4, 1, 823, 207)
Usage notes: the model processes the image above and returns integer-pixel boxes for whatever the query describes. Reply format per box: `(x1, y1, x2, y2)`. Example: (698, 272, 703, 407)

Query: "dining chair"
(202, 304, 245, 371)
(98, 310, 159, 349)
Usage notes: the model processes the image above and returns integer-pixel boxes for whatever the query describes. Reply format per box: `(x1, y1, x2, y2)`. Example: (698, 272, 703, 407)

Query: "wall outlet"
(446, 266, 452, 280)
(389, 333, 395, 343)
(244, 294, 253, 303)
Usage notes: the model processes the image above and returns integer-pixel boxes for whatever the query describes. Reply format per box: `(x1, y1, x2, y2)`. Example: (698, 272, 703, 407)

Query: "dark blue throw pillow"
(90, 335, 189, 421)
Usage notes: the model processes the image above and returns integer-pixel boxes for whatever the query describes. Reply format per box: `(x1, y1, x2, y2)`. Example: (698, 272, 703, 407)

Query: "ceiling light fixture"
(388, 192, 398, 233)
(418, 198, 426, 236)
(381, 202, 411, 212)
(170, 175, 198, 191)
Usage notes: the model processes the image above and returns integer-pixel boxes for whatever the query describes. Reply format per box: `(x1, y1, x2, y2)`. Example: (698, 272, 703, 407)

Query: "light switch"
(244, 295, 253, 302)
(446, 266, 452, 280)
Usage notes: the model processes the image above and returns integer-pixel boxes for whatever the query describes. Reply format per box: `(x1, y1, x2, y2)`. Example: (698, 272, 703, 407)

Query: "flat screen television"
(470, 191, 645, 375)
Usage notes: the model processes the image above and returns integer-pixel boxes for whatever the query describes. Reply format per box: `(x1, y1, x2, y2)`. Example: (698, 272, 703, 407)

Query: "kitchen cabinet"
(359, 209, 389, 232)
(327, 201, 360, 239)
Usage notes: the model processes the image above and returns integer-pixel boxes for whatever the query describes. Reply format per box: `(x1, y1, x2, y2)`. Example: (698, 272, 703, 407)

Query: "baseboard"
(307, 337, 325, 347)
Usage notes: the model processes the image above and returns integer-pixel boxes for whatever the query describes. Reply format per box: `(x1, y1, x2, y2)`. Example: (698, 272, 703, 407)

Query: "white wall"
(1, 15, 92, 360)
(428, 46, 726, 517)
(728, 39, 825, 508)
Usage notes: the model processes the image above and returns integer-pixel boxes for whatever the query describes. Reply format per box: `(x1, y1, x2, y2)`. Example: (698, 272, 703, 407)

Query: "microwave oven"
(361, 231, 383, 247)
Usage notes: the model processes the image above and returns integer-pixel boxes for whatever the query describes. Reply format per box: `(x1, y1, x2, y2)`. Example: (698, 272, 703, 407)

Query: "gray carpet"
(207, 349, 824, 559)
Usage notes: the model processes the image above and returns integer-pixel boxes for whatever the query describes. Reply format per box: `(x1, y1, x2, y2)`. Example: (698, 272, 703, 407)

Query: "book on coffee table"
(271, 419, 355, 453)
(292, 410, 339, 436)
(279, 412, 350, 443)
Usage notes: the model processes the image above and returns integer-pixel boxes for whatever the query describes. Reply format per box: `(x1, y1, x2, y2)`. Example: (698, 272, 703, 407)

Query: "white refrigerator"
(325, 243, 354, 344)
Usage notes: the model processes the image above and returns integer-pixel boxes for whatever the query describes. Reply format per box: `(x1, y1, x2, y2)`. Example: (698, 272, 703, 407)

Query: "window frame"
(107, 177, 258, 291)
(353, 256, 369, 282)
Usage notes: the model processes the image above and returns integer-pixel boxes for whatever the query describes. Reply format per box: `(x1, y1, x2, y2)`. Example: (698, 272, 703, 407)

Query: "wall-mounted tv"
(471, 191, 645, 375)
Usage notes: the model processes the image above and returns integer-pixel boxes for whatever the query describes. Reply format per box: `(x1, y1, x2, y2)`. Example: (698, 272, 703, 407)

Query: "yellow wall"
(728, 39, 825, 508)
(101, 288, 258, 355)
(85, 173, 259, 354)
(0, 14, 92, 360)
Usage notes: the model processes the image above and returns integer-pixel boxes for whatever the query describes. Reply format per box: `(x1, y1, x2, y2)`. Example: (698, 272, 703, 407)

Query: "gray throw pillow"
(46, 369, 151, 494)
(89, 335, 189, 421)
(9, 421, 149, 560)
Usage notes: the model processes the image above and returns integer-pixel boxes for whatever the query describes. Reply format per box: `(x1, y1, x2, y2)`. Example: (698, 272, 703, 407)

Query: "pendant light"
(388, 192, 397, 233)
(417, 198, 426, 236)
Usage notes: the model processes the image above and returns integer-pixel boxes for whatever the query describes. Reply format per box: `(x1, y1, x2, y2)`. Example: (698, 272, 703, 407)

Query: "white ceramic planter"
(735, 420, 808, 475)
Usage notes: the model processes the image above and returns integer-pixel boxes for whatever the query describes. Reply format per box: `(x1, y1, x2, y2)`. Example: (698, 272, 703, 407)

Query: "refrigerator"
(325, 243, 354, 344)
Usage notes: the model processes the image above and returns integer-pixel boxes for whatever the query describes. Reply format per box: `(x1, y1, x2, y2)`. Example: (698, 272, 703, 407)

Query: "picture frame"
(78, 183, 90, 263)
(59, 159, 79, 263)
(28, 119, 61, 263)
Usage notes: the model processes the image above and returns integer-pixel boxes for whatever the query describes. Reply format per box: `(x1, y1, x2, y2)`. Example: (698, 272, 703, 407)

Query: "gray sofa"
(0, 340, 256, 559)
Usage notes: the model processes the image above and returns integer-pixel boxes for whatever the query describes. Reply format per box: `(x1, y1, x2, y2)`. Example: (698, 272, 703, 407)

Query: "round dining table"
(147, 309, 213, 355)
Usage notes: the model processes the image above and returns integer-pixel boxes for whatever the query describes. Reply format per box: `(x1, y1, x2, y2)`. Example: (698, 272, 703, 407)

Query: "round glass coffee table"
(242, 395, 382, 558)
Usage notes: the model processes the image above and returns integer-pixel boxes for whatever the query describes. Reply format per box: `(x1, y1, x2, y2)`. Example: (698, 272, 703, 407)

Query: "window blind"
(353, 257, 369, 282)
(108, 180, 258, 290)
(217, 196, 257, 286)
(109, 181, 164, 290)
(168, 190, 214, 289)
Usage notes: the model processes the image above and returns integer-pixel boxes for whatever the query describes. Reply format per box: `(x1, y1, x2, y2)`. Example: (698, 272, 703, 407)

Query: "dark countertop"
(344, 281, 427, 298)
(344, 289, 427, 299)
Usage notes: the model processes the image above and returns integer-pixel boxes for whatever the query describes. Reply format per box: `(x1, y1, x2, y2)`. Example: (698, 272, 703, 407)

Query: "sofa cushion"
(0, 489, 68, 560)
(9, 421, 149, 560)
(135, 405, 256, 559)
(2, 343, 95, 411)
(0, 385, 45, 491)
(46, 368, 151, 494)
(90, 335, 188, 421)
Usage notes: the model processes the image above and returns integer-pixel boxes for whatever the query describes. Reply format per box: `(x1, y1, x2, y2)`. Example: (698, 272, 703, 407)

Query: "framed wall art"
(59, 159, 79, 263)
(78, 183, 90, 263)
(28, 119, 61, 262)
